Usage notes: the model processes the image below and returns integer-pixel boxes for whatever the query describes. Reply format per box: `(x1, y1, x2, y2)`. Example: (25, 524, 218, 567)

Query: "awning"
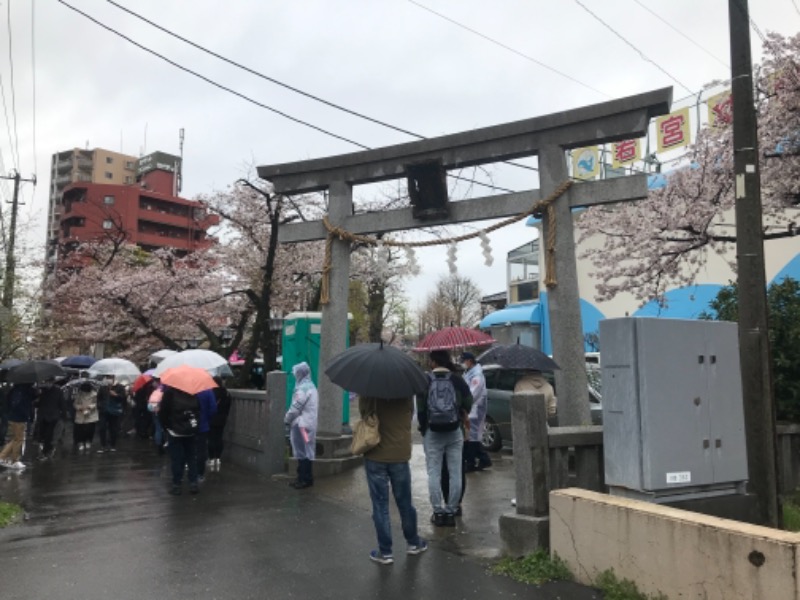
(479, 302, 542, 328)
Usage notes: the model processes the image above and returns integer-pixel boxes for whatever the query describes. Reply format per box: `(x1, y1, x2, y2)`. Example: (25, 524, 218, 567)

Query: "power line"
(0, 75, 16, 173)
(58, 0, 518, 195)
(107, 0, 541, 183)
(407, 0, 610, 98)
(57, 0, 369, 150)
(631, 0, 729, 70)
(793, 0, 800, 17)
(106, 0, 424, 142)
(6, 0, 21, 170)
(30, 0, 38, 177)
(573, 0, 694, 94)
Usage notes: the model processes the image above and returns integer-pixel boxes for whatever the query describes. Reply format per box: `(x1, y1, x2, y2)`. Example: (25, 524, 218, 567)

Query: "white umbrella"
(149, 349, 178, 365)
(87, 358, 141, 382)
(153, 349, 233, 378)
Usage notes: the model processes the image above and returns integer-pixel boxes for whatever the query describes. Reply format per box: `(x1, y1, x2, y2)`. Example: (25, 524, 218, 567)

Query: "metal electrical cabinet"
(600, 317, 748, 502)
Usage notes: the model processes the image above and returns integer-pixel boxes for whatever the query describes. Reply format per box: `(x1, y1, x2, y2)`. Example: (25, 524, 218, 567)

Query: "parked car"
(481, 363, 603, 452)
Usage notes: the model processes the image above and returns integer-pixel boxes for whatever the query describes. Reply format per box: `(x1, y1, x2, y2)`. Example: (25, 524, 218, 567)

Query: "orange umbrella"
(158, 364, 218, 395)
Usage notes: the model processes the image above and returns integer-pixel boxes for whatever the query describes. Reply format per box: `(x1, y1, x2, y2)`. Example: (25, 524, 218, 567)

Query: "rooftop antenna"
(143, 122, 148, 156)
(177, 128, 184, 194)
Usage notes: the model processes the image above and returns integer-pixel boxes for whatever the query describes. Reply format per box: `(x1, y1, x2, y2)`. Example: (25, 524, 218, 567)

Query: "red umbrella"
(413, 326, 495, 352)
(158, 364, 218, 395)
(132, 369, 156, 394)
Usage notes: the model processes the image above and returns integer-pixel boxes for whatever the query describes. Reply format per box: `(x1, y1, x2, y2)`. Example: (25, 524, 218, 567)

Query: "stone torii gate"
(258, 87, 672, 441)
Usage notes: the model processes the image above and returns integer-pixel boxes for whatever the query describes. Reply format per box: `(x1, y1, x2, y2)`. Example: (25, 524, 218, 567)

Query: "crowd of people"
(0, 367, 233, 497)
(1, 347, 539, 563)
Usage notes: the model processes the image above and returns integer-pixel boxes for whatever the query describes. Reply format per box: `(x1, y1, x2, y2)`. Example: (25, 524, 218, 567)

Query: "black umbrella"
(325, 342, 429, 399)
(61, 355, 98, 369)
(7, 360, 67, 384)
(476, 343, 560, 372)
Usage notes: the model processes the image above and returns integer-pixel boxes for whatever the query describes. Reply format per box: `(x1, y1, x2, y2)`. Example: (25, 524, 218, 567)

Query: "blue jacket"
(8, 384, 36, 423)
(196, 388, 218, 434)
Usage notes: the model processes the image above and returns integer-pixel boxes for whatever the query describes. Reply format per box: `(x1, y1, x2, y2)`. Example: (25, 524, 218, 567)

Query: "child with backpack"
(417, 350, 472, 527)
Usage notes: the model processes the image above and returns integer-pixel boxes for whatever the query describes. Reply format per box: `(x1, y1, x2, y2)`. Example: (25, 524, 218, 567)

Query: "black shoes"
(291, 480, 313, 489)
(431, 512, 456, 527)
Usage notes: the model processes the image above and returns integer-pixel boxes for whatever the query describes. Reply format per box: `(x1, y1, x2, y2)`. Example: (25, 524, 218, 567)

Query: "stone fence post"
(499, 390, 550, 555)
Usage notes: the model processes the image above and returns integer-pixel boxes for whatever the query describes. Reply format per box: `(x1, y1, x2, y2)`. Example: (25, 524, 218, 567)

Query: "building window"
(102, 220, 113, 230)
(106, 156, 113, 164)
(104, 172, 113, 179)
(124, 175, 133, 184)
(103, 195, 115, 205)
(125, 161, 135, 170)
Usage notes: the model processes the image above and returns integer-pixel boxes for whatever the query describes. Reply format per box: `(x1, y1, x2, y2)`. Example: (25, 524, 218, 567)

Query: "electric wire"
(407, 0, 610, 98)
(0, 75, 16, 173)
(58, 0, 517, 194)
(573, 0, 694, 95)
(106, 0, 423, 141)
(107, 0, 540, 182)
(793, 0, 800, 17)
(631, 0, 729, 69)
(6, 0, 21, 170)
(57, 0, 367, 150)
(30, 0, 37, 178)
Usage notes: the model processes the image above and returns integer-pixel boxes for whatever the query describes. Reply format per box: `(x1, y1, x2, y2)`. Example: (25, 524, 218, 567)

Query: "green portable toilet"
(282, 311, 351, 425)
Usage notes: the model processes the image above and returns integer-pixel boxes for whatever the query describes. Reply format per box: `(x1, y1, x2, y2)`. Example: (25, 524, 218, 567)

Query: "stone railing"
(223, 372, 287, 476)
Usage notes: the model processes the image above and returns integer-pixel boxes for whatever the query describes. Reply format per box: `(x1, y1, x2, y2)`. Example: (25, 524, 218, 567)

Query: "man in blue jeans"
(360, 395, 427, 565)
(418, 350, 472, 528)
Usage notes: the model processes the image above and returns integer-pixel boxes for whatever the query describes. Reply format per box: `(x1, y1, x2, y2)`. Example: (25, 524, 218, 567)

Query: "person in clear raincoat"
(460, 352, 492, 471)
(284, 362, 318, 489)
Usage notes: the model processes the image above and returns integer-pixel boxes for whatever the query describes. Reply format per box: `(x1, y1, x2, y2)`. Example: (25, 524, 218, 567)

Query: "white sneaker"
(214, 459, 221, 470)
(9, 461, 26, 471)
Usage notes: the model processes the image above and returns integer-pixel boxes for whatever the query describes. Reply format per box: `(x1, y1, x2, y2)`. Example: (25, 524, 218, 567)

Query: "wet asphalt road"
(0, 436, 600, 600)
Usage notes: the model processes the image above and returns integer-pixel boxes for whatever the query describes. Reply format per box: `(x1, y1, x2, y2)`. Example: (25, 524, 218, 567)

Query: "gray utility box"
(600, 317, 748, 502)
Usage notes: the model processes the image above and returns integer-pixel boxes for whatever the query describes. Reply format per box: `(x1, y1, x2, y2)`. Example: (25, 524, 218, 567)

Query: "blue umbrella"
(61, 355, 98, 369)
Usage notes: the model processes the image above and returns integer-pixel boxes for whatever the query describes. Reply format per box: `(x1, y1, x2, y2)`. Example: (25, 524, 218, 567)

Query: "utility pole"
(728, 0, 780, 527)
(0, 171, 37, 311)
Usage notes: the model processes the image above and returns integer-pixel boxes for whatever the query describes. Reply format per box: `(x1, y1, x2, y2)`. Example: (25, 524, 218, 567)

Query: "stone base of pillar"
(286, 433, 363, 478)
(499, 512, 550, 557)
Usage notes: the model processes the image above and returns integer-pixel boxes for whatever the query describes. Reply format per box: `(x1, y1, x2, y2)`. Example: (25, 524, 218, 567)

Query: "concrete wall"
(550, 488, 800, 600)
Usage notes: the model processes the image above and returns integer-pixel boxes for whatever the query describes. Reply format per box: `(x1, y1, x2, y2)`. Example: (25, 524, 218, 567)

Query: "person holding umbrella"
(418, 350, 472, 528)
(324, 341, 430, 564)
(284, 362, 318, 490)
(0, 382, 37, 470)
(35, 378, 67, 460)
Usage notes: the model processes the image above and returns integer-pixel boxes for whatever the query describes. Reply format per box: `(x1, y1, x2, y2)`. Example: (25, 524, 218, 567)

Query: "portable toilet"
(282, 311, 351, 424)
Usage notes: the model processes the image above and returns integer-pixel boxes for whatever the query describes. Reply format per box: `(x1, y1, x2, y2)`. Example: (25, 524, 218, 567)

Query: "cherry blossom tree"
(577, 32, 800, 305)
(199, 180, 325, 377)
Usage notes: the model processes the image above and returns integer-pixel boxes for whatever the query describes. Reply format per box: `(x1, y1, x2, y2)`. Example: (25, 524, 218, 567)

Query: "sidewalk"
(0, 437, 600, 600)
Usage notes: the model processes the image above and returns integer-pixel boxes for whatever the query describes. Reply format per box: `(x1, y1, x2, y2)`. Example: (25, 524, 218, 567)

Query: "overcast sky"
(1, 0, 798, 312)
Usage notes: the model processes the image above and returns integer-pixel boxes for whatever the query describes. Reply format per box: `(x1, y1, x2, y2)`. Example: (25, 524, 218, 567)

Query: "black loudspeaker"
(406, 160, 449, 220)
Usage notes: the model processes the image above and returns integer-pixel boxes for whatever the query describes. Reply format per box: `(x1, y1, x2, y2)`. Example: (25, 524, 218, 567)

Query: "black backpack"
(427, 373, 460, 431)
(168, 389, 199, 436)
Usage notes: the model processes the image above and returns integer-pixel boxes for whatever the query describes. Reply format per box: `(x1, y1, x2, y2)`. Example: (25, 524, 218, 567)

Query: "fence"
(223, 372, 287, 476)
(533, 410, 800, 512)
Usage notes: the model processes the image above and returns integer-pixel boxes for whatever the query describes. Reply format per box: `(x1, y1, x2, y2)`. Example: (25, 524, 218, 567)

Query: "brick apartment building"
(46, 150, 218, 273)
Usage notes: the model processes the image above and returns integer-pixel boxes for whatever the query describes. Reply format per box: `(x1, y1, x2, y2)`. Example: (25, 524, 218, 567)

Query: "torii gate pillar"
(317, 181, 353, 435)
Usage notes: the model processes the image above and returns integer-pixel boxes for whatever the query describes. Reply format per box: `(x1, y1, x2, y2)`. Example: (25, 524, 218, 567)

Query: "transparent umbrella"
(153, 349, 233, 378)
(87, 358, 141, 381)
